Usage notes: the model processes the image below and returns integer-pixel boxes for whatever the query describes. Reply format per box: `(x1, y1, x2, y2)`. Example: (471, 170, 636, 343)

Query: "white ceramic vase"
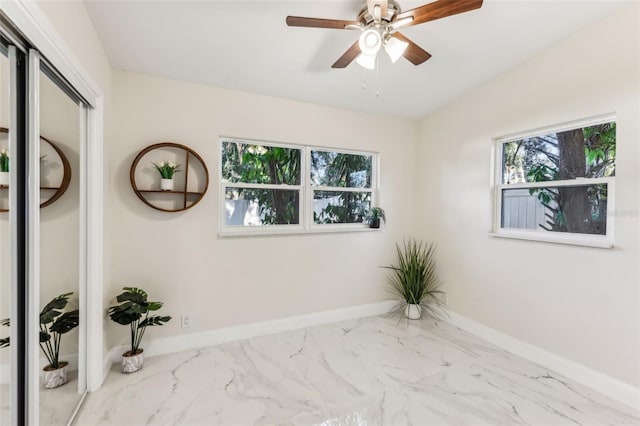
(405, 304, 422, 320)
(0, 171, 8, 186)
(122, 349, 144, 373)
(160, 178, 174, 191)
(43, 361, 69, 389)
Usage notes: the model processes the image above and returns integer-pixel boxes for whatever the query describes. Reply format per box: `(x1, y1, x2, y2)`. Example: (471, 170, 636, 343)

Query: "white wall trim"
(103, 300, 396, 376)
(446, 309, 640, 411)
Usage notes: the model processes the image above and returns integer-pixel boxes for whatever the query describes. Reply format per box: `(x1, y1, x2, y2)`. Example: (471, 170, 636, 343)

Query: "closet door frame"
(7, 41, 28, 426)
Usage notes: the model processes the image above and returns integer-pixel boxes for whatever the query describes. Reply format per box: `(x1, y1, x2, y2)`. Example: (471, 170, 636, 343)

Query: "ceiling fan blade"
(396, 0, 483, 27)
(332, 41, 362, 68)
(392, 33, 432, 65)
(367, 0, 388, 22)
(286, 16, 361, 30)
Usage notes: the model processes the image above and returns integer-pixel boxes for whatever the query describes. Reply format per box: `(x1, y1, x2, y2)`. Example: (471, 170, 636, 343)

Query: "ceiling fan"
(286, 0, 483, 69)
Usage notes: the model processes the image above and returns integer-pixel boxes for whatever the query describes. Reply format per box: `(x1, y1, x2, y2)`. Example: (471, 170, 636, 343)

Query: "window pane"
(501, 184, 607, 235)
(502, 122, 616, 184)
(225, 188, 300, 226)
(221, 141, 301, 185)
(313, 191, 371, 224)
(310, 150, 372, 188)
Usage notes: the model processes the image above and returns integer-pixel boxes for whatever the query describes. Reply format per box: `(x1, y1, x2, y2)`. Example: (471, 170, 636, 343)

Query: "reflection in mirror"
(38, 67, 83, 425)
(0, 45, 11, 425)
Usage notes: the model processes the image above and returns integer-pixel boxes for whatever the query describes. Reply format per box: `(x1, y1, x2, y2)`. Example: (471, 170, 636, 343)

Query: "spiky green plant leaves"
(383, 239, 445, 320)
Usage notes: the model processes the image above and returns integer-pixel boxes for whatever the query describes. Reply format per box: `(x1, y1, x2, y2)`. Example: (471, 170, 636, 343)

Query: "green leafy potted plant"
(152, 160, 181, 191)
(40, 293, 80, 388)
(366, 207, 386, 229)
(0, 149, 9, 186)
(108, 287, 171, 373)
(383, 239, 444, 320)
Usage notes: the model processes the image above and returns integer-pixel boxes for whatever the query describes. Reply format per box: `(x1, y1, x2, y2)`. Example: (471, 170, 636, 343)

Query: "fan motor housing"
(358, 0, 402, 25)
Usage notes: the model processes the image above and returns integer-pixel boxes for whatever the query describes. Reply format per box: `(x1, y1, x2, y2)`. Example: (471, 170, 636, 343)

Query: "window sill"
(489, 230, 613, 249)
(219, 224, 381, 238)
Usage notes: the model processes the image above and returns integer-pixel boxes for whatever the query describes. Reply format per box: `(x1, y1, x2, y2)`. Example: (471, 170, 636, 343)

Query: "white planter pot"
(0, 171, 8, 186)
(43, 361, 69, 389)
(160, 178, 174, 191)
(405, 304, 422, 320)
(122, 349, 144, 373)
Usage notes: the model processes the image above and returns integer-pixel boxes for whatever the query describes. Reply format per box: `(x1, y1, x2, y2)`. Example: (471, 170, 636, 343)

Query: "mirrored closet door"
(0, 16, 94, 425)
(37, 60, 87, 426)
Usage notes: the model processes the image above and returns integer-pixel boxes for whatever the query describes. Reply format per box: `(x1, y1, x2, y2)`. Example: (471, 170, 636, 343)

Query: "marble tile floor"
(74, 315, 639, 426)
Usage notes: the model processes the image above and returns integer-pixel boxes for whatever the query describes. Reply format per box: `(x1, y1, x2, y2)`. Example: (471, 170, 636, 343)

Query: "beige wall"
(106, 70, 418, 348)
(417, 3, 640, 387)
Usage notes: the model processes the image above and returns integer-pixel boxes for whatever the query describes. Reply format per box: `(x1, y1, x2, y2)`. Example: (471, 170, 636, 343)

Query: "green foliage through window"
(500, 120, 615, 235)
(221, 140, 376, 229)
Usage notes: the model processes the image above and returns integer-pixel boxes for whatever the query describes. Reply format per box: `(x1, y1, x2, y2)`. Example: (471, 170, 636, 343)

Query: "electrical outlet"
(181, 314, 192, 329)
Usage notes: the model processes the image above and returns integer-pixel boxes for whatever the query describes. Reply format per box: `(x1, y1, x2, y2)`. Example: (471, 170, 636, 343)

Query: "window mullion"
(223, 182, 303, 191)
(312, 186, 373, 193)
(499, 177, 613, 190)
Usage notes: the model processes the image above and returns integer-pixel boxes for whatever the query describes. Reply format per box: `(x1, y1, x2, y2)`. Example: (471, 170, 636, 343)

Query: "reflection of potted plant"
(152, 160, 181, 191)
(0, 318, 9, 348)
(384, 239, 444, 320)
(0, 149, 9, 186)
(108, 287, 171, 373)
(40, 293, 80, 388)
(365, 207, 386, 229)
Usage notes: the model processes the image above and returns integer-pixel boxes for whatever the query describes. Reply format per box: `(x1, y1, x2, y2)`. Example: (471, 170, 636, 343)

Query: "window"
(310, 150, 373, 225)
(493, 115, 615, 247)
(220, 138, 377, 235)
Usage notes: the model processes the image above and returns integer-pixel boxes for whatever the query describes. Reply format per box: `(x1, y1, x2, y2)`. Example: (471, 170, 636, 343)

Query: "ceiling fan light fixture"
(358, 29, 382, 56)
(384, 36, 409, 63)
(356, 52, 377, 70)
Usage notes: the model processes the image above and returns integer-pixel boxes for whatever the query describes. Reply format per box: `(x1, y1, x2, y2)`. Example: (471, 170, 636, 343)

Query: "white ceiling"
(84, 0, 629, 119)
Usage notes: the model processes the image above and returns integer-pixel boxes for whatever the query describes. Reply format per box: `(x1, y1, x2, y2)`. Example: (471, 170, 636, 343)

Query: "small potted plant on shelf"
(365, 207, 386, 229)
(383, 239, 444, 320)
(0, 149, 9, 186)
(108, 287, 171, 373)
(152, 160, 181, 191)
(39, 293, 80, 388)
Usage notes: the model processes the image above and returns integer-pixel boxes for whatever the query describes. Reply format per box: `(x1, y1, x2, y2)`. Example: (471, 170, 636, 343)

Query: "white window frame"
(307, 146, 377, 232)
(219, 137, 378, 236)
(490, 114, 616, 248)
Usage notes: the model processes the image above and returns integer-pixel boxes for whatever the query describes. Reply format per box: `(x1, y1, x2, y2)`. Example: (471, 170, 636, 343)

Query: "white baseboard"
(446, 309, 640, 412)
(103, 300, 396, 377)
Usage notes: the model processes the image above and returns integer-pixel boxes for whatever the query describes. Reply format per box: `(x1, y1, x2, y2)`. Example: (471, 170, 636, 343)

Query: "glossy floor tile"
(75, 315, 639, 425)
